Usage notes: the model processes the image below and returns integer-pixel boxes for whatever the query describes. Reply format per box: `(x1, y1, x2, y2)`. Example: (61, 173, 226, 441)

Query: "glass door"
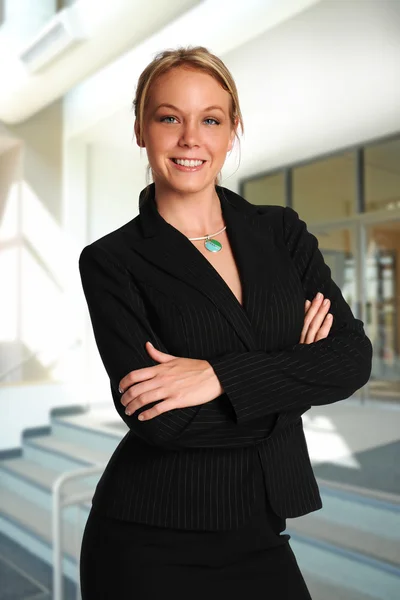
(312, 224, 363, 404)
(364, 220, 400, 404)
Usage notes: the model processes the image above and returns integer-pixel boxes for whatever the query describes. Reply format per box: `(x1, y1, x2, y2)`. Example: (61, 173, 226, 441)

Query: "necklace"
(188, 226, 226, 252)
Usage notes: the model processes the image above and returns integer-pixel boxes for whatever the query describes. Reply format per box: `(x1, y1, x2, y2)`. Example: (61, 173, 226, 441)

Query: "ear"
(227, 116, 239, 152)
(134, 120, 145, 148)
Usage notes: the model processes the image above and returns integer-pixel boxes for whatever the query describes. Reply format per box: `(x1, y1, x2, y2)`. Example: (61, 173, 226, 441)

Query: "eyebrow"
(155, 103, 225, 113)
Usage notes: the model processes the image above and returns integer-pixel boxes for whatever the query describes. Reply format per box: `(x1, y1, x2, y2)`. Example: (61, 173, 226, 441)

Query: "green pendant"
(205, 238, 222, 252)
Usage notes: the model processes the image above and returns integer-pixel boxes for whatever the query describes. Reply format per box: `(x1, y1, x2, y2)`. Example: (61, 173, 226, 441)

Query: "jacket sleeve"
(79, 243, 279, 449)
(207, 206, 373, 425)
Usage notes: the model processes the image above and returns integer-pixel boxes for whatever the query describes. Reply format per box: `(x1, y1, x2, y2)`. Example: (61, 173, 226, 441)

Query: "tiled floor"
(0, 557, 46, 600)
(0, 532, 77, 600)
(303, 400, 400, 496)
(313, 438, 400, 495)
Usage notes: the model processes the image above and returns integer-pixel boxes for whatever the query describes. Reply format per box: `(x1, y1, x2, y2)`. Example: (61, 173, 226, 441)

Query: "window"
(240, 134, 400, 405)
(365, 138, 400, 213)
(242, 171, 285, 207)
(293, 152, 356, 223)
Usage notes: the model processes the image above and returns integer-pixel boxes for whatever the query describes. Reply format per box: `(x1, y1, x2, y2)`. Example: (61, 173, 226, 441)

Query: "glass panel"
(242, 172, 285, 207)
(312, 226, 356, 311)
(365, 221, 400, 403)
(312, 225, 361, 405)
(293, 152, 356, 223)
(365, 137, 400, 213)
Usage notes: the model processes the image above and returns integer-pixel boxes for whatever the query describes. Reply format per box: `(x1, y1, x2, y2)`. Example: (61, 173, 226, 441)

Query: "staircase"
(287, 481, 400, 599)
(0, 405, 127, 593)
(0, 406, 399, 599)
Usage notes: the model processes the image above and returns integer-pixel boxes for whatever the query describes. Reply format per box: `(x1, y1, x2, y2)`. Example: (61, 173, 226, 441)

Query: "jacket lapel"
(127, 184, 278, 352)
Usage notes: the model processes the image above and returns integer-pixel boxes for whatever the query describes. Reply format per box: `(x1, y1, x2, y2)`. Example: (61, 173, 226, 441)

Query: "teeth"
(174, 159, 204, 167)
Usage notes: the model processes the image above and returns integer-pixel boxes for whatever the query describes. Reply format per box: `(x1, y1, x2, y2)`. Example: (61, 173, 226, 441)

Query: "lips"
(171, 158, 206, 166)
(169, 158, 207, 172)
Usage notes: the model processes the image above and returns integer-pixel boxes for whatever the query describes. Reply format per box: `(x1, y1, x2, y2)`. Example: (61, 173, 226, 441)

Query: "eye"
(204, 118, 220, 125)
(160, 116, 178, 123)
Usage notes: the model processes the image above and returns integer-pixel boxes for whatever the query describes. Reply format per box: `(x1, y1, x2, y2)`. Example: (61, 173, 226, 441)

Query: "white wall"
(63, 0, 319, 141)
(222, 0, 400, 189)
(60, 142, 149, 411)
(10, 99, 64, 224)
(87, 144, 146, 242)
(0, 382, 85, 451)
(69, 0, 400, 196)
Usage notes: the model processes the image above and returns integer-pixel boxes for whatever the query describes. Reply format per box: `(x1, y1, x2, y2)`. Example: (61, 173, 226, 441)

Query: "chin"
(167, 177, 216, 196)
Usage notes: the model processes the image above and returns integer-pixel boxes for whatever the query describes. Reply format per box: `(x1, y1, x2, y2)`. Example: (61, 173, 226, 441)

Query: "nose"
(178, 120, 200, 148)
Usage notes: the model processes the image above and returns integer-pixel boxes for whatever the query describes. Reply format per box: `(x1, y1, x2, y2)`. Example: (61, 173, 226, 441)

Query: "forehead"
(148, 67, 230, 108)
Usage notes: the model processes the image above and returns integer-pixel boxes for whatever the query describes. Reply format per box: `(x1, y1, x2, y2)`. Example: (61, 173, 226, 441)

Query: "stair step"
(304, 576, 377, 600)
(287, 483, 400, 569)
(0, 457, 97, 518)
(52, 409, 127, 438)
(1, 457, 94, 495)
(0, 486, 83, 562)
(51, 414, 126, 456)
(291, 535, 400, 600)
(0, 406, 117, 585)
(24, 434, 111, 471)
(288, 513, 400, 568)
(318, 478, 400, 507)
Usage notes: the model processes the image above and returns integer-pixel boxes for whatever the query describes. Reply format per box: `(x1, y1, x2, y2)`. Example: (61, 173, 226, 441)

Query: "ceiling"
(0, 0, 200, 124)
(71, 0, 321, 146)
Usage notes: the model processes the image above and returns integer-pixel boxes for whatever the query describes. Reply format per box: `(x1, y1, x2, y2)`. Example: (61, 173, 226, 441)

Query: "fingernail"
(125, 409, 131, 416)
(327, 314, 333, 319)
(118, 386, 123, 394)
(317, 292, 323, 300)
(323, 298, 329, 306)
(148, 341, 154, 347)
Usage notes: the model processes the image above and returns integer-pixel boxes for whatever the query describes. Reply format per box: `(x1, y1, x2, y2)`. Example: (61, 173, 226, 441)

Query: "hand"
(119, 342, 223, 421)
(300, 292, 333, 344)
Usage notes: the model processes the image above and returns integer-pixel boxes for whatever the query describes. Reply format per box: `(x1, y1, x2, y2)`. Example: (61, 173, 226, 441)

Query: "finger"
(305, 301, 330, 344)
(300, 300, 312, 342)
(119, 365, 158, 394)
(305, 299, 331, 344)
(135, 399, 176, 421)
(123, 382, 165, 412)
(146, 341, 177, 363)
(120, 380, 147, 406)
(303, 293, 324, 326)
(300, 294, 324, 343)
(315, 313, 333, 342)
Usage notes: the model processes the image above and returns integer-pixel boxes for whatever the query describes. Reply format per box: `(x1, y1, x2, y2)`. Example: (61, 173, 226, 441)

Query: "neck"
(153, 182, 225, 236)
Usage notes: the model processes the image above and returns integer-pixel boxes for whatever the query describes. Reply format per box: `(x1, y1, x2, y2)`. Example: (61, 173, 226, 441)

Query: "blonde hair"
(132, 46, 244, 201)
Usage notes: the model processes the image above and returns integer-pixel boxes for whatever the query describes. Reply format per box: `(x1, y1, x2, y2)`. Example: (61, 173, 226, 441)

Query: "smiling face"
(135, 66, 237, 197)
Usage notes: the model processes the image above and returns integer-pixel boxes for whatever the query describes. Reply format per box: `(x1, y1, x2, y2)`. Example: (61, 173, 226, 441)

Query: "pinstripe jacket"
(78, 183, 372, 530)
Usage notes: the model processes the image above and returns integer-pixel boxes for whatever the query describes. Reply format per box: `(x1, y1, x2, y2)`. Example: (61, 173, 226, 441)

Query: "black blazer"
(79, 183, 372, 530)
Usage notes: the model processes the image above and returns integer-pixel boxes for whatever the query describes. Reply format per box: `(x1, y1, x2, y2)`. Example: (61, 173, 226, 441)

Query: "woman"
(79, 46, 372, 599)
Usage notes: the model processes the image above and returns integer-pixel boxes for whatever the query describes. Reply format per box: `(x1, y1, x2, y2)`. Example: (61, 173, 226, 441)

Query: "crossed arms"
(79, 206, 372, 449)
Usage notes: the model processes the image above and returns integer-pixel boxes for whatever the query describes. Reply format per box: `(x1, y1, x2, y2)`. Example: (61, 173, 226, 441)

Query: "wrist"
(205, 361, 224, 395)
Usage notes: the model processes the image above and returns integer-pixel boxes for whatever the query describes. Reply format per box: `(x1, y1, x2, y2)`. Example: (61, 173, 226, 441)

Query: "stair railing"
(52, 464, 106, 600)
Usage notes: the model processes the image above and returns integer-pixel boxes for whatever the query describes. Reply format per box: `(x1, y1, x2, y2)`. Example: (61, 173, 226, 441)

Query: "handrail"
(0, 339, 81, 382)
(52, 464, 106, 600)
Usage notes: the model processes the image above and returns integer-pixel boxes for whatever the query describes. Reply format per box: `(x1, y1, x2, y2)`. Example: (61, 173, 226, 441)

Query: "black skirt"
(80, 456, 312, 599)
